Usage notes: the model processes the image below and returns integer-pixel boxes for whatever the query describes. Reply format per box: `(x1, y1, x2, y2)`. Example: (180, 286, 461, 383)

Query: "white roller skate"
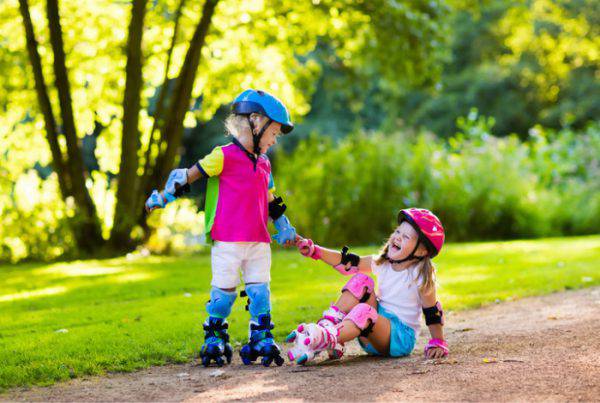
(285, 321, 342, 365)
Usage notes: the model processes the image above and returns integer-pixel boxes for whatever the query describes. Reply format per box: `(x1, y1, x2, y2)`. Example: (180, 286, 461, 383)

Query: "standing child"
(287, 208, 448, 364)
(146, 89, 297, 367)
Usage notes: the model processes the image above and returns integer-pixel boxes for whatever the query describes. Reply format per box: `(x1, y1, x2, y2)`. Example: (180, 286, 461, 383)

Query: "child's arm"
(146, 147, 224, 213)
(145, 165, 204, 213)
(419, 286, 449, 359)
(296, 236, 372, 274)
(267, 176, 297, 247)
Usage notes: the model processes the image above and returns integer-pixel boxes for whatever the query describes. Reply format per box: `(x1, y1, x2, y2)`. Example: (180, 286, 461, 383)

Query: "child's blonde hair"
(224, 113, 267, 138)
(375, 240, 436, 294)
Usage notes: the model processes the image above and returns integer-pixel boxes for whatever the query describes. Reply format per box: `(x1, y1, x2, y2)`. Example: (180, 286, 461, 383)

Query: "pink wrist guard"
(424, 338, 449, 357)
(297, 238, 322, 260)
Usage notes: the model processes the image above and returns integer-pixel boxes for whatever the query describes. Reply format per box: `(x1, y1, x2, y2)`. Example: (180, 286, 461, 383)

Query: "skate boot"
(239, 313, 285, 367)
(199, 317, 233, 367)
(285, 321, 341, 365)
(317, 304, 346, 359)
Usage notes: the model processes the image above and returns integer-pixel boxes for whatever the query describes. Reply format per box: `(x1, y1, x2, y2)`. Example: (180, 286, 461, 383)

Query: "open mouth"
(390, 241, 401, 252)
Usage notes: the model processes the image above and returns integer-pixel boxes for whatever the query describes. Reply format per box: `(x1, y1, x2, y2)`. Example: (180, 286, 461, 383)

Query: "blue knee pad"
(245, 283, 271, 321)
(206, 287, 237, 319)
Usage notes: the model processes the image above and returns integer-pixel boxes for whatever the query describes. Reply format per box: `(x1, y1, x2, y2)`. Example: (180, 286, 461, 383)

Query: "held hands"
(424, 338, 449, 359)
(295, 238, 359, 275)
(296, 237, 322, 260)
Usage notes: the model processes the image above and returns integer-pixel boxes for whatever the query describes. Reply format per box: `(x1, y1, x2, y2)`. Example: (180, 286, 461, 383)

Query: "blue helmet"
(232, 89, 293, 133)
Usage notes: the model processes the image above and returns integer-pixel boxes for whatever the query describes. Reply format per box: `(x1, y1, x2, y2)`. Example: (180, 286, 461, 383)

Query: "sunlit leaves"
(497, 0, 599, 102)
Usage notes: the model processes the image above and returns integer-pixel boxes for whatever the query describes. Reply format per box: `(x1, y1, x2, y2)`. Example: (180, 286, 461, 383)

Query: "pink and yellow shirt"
(196, 138, 275, 243)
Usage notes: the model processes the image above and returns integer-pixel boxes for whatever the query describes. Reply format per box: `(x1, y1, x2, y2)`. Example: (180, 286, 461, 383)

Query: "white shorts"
(211, 241, 271, 289)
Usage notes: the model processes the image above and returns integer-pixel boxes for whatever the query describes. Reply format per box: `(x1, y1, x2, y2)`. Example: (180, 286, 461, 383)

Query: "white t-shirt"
(371, 255, 424, 334)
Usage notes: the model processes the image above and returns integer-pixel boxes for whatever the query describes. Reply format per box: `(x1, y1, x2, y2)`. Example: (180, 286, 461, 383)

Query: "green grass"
(1, 235, 599, 390)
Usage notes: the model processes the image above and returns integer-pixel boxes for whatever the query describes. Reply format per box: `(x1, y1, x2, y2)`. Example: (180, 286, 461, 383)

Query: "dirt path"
(6, 287, 600, 402)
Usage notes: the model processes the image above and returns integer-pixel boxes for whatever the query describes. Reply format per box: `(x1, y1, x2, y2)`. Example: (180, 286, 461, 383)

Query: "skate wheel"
(296, 353, 308, 365)
(285, 330, 297, 343)
(261, 356, 273, 367)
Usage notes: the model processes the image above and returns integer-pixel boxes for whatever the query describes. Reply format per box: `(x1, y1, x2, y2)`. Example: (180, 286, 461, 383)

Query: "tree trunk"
(141, 0, 219, 219)
(136, 0, 188, 240)
(140, 0, 187, 192)
(46, 0, 104, 252)
(18, 0, 70, 198)
(109, 0, 149, 250)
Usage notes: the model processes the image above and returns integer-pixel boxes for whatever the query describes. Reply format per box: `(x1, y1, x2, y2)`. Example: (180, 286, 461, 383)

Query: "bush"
(274, 115, 599, 245)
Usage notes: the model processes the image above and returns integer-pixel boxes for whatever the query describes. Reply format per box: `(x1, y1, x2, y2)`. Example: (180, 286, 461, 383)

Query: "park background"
(0, 0, 598, 391)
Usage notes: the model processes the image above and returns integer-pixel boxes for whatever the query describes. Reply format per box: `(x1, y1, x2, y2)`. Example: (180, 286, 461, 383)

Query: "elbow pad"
(422, 301, 444, 326)
(340, 246, 360, 267)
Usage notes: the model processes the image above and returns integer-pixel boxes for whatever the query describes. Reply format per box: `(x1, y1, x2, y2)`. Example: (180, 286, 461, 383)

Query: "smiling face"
(387, 221, 429, 261)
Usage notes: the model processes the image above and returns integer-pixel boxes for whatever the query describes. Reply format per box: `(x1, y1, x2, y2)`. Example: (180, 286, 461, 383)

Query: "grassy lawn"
(1, 235, 599, 390)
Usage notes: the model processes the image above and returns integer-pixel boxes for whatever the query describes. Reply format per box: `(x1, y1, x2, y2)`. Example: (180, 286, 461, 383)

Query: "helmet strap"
(387, 239, 425, 265)
(247, 115, 272, 156)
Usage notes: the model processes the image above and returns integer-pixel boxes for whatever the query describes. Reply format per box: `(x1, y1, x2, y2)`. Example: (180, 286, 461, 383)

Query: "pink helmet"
(398, 208, 445, 257)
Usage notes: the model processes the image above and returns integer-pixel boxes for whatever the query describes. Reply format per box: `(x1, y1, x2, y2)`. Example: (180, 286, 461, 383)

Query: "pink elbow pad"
(333, 263, 359, 275)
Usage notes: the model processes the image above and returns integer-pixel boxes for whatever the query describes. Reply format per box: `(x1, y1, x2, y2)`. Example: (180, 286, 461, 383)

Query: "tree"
(18, 0, 103, 253)
(5, 0, 448, 257)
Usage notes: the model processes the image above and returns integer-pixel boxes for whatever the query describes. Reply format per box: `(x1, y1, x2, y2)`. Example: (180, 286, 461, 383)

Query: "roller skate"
(285, 321, 341, 365)
(239, 313, 285, 367)
(199, 317, 233, 367)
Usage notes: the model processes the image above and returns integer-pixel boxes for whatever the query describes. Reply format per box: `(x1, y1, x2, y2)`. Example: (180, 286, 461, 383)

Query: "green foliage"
(275, 115, 600, 244)
(0, 235, 598, 389)
(402, 0, 600, 137)
(0, 0, 450, 259)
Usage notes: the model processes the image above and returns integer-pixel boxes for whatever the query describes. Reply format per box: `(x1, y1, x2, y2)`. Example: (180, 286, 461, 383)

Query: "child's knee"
(345, 303, 378, 335)
(206, 287, 237, 318)
(342, 273, 374, 303)
(244, 282, 271, 317)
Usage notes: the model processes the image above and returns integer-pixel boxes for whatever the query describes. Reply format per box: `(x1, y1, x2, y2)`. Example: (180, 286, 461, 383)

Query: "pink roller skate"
(285, 322, 342, 365)
(317, 305, 346, 359)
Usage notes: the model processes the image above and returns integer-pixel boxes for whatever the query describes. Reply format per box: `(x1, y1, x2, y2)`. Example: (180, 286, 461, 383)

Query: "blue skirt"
(358, 304, 416, 357)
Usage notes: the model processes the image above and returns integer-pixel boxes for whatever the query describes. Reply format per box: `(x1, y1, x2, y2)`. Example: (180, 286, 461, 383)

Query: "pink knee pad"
(345, 303, 378, 331)
(342, 273, 374, 302)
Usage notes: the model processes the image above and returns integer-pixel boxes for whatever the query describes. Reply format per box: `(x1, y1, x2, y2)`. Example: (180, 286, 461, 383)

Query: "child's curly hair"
(375, 240, 436, 294)
(224, 113, 268, 138)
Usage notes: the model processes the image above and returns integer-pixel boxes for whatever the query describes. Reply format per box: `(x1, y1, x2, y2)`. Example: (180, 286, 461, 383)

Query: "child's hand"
(145, 190, 166, 213)
(272, 215, 296, 246)
(425, 347, 447, 359)
(424, 338, 449, 359)
(295, 236, 308, 254)
(296, 237, 321, 260)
